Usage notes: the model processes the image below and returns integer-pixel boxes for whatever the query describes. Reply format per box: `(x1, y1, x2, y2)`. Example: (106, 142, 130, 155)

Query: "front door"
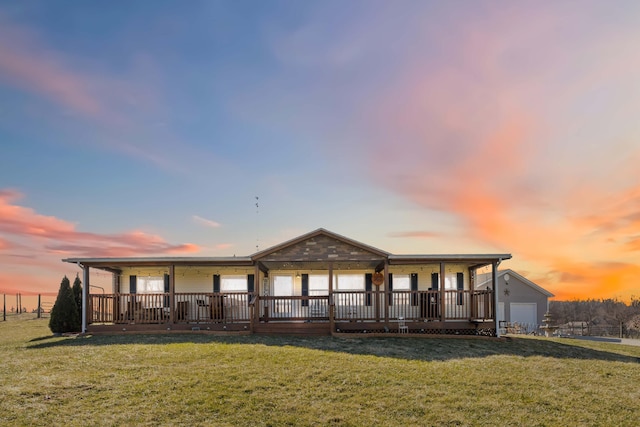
(273, 275, 293, 317)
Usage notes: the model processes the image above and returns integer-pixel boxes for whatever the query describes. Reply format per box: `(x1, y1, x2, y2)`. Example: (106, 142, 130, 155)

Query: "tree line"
(549, 297, 640, 339)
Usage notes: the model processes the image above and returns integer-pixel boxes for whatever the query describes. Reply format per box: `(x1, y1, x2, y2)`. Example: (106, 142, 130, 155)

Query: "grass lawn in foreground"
(1, 315, 639, 426)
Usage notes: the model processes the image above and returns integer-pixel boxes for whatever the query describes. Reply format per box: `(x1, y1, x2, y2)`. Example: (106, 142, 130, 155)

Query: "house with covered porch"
(64, 229, 510, 336)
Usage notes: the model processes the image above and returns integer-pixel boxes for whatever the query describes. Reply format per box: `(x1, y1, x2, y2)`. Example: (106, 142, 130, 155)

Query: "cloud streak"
(192, 215, 221, 229)
(388, 231, 440, 240)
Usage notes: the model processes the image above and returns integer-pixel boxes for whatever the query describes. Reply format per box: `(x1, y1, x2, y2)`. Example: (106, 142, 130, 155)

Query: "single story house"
(63, 228, 511, 336)
(477, 269, 554, 334)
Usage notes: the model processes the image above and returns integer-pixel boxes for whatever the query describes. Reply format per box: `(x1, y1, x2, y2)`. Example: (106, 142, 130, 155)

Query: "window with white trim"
(137, 277, 164, 293)
(309, 275, 329, 296)
(393, 274, 411, 290)
(136, 276, 165, 308)
(334, 274, 364, 306)
(334, 274, 365, 291)
(221, 275, 247, 292)
(444, 273, 458, 290)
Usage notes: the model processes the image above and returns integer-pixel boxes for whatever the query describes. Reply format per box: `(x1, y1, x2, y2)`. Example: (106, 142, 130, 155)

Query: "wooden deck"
(86, 290, 496, 336)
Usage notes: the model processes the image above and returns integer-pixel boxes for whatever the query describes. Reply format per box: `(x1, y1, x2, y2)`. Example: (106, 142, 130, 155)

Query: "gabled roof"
(63, 228, 512, 270)
(251, 228, 390, 260)
(478, 269, 554, 297)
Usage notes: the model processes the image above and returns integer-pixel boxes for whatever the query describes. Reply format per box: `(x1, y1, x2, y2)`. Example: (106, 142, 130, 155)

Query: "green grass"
(1, 315, 639, 426)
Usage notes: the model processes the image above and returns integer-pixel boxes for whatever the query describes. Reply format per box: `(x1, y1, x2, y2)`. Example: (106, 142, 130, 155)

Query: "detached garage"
(478, 269, 554, 334)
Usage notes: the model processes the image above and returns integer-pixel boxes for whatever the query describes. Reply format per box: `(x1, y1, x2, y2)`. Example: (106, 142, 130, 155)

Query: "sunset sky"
(1, 1, 639, 307)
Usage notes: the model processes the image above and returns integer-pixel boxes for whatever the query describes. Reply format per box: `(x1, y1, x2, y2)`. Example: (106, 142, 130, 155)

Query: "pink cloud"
(0, 15, 206, 174)
(0, 188, 199, 255)
(0, 17, 102, 118)
(0, 189, 201, 294)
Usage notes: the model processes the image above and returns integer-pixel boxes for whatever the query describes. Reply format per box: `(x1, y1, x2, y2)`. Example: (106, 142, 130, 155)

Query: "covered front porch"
(66, 228, 508, 336)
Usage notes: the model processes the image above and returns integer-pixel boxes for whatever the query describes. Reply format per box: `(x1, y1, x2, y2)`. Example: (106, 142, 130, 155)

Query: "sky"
(1, 1, 639, 307)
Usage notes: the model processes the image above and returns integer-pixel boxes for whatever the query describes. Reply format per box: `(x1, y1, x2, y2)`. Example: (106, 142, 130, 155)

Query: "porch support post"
(383, 262, 389, 324)
(252, 263, 260, 332)
(113, 272, 120, 323)
(82, 264, 90, 334)
(469, 266, 476, 319)
(328, 262, 334, 332)
(440, 262, 446, 322)
(492, 261, 500, 337)
(375, 264, 385, 322)
(169, 264, 175, 324)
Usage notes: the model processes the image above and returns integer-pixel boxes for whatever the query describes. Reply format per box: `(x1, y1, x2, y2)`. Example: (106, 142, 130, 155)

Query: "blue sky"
(1, 1, 640, 302)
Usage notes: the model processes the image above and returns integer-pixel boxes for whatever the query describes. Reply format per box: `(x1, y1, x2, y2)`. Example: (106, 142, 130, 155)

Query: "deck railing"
(333, 291, 379, 320)
(89, 292, 253, 324)
(260, 296, 330, 321)
(88, 290, 494, 325)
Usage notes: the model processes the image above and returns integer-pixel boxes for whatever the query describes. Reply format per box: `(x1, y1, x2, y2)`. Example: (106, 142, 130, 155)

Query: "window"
(273, 275, 293, 296)
(444, 273, 465, 305)
(334, 274, 365, 291)
(135, 276, 165, 308)
(309, 275, 329, 296)
(444, 273, 458, 290)
(392, 274, 411, 306)
(393, 274, 411, 290)
(137, 277, 164, 293)
(334, 274, 364, 306)
(221, 275, 247, 292)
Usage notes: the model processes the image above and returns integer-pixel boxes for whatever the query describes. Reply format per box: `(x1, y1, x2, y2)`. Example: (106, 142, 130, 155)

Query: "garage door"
(510, 303, 537, 326)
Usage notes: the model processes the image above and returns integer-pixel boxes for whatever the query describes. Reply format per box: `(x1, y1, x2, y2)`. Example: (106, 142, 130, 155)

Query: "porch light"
(504, 273, 510, 283)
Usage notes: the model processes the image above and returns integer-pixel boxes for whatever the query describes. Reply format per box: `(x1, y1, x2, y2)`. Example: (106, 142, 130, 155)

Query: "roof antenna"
(255, 196, 260, 252)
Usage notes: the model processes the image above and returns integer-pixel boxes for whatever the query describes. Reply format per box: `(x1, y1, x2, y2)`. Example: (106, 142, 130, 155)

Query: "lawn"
(1, 315, 639, 426)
